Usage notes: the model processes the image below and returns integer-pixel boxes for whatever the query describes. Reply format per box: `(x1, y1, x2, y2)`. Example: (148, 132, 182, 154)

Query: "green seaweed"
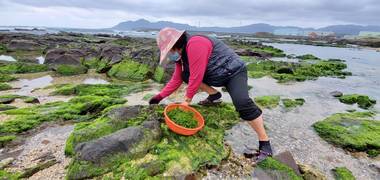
(82, 57, 100, 69)
(332, 167, 355, 180)
(0, 95, 126, 147)
(0, 74, 16, 83)
(0, 169, 20, 180)
(0, 104, 17, 111)
(153, 66, 165, 83)
(0, 83, 11, 91)
(56, 64, 88, 76)
(338, 94, 376, 109)
(107, 59, 151, 81)
(245, 58, 351, 83)
(313, 112, 380, 157)
(0, 62, 48, 74)
(65, 103, 241, 178)
(296, 54, 320, 60)
(0, 135, 16, 147)
(257, 157, 303, 180)
(254, 95, 280, 109)
(51, 83, 149, 97)
(167, 107, 198, 129)
(282, 98, 305, 108)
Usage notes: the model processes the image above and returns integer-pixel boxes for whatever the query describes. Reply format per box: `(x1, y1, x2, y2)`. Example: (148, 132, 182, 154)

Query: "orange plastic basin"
(164, 104, 205, 136)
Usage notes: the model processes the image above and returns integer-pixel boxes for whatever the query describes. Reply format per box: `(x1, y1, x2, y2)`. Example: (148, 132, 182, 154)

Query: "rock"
(23, 96, 40, 103)
(99, 45, 124, 65)
(74, 120, 162, 164)
(106, 105, 142, 121)
(330, 91, 343, 97)
(252, 167, 274, 180)
(0, 96, 17, 104)
(7, 40, 41, 51)
(0, 157, 14, 169)
(235, 48, 265, 57)
(274, 151, 301, 176)
(298, 163, 327, 180)
(0, 104, 17, 111)
(276, 66, 294, 74)
(369, 162, 380, 173)
(45, 48, 82, 67)
(19, 159, 58, 178)
(56, 64, 88, 76)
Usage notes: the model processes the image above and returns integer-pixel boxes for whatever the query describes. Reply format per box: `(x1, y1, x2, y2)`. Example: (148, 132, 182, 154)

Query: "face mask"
(168, 51, 180, 62)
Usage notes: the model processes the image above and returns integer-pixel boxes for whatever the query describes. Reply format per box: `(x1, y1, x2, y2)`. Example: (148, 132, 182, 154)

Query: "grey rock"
(330, 91, 343, 97)
(7, 40, 40, 51)
(99, 45, 124, 65)
(369, 162, 380, 173)
(106, 105, 142, 121)
(274, 151, 301, 176)
(44, 48, 82, 67)
(75, 120, 161, 164)
(0, 157, 14, 169)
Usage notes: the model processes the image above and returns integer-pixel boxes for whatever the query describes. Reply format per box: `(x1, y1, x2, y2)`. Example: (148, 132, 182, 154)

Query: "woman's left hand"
(181, 97, 192, 106)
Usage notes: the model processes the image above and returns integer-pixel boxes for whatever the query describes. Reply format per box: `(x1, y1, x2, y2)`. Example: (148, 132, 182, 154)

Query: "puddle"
(83, 78, 109, 84)
(12, 75, 54, 95)
(36, 56, 45, 64)
(0, 55, 16, 62)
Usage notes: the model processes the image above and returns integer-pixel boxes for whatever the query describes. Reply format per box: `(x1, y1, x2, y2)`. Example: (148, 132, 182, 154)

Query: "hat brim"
(159, 30, 185, 66)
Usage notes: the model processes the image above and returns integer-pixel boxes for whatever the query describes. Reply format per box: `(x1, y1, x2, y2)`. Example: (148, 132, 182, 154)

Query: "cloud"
(0, 0, 379, 28)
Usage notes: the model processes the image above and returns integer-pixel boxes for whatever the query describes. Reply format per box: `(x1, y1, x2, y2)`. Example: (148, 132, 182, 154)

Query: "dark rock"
(7, 40, 41, 51)
(276, 66, 294, 74)
(106, 105, 142, 121)
(330, 91, 343, 97)
(274, 151, 301, 176)
(252, 167, 275, 180)
(99, 44, 124, 65)
(0, 97, 17, 104)
(75, 120, 161, 164)
(44, 48, 83, 67)
(369, 162, 380, 173)
(235, 48, 265, 57)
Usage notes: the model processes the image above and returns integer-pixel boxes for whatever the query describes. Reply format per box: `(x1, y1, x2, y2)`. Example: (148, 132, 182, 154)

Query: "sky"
(0, 0, 379, 29)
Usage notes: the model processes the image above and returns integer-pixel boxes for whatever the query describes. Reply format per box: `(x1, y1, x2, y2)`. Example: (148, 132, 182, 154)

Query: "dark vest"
(180, 33, 245, 87)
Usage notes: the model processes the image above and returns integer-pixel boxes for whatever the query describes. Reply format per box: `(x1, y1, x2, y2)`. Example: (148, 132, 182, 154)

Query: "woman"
(149, 27, 273, 161)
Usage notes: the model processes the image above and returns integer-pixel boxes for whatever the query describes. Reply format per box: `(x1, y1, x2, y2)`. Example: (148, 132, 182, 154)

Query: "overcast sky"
(0, 0, 379, 28)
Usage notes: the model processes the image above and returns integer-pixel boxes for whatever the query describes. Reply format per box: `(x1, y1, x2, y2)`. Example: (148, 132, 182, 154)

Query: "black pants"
(182, 67, 262, 121)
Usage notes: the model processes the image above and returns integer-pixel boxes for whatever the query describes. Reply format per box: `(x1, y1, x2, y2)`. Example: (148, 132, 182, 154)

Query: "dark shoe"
(198, 98, 222, 106)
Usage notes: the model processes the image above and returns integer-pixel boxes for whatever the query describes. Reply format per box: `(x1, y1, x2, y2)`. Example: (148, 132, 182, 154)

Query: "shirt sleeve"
(185, 36, 213, 99)
(158, 63, 183, 98)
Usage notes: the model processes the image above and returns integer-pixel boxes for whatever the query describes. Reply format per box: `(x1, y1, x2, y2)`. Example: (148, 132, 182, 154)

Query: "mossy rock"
(0, 83, 12, 91)
(313, 112, 380, 157)
(0, 74, 17, 83)
(338, 94, 376, 109)
(0, 169, 21, 179)
(65, 103, 241, 179)
(56, 64, 88, 76)
(0, 95, 126, 147)
(82, 57, 100, 69)
(257, 157, 303, 180)
(107, 59, 151, 81)
(296, 54, 320, 60)
(282, 98, 305, 108)
(0, 44, 7, 54)
(254, 95, 280, 109)
(0, 62, 48, 74)
(51, 83, 149, 98)
(0, 104, 17, 111)
(0, 135, 16, 147)
(246, 58, 351, 83)
(0, 94, 38, 104)
(332, 167, 355, 180)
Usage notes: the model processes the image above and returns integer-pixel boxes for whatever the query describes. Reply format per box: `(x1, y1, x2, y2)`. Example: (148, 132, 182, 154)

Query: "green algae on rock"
(0, 94, 39, 104)
(0, 74, 16, 83)
(167, 107, 198, 129)
(332, 167, 355, 180)
(0, 104, 17, 111)
(254, 95, 280, 109)
(153, 66, 165, 83)
(296, 54, 320, 60)
(0, 62, 48, 74)
(282, 98, 305, 108)
(313, 112, 380, 157)
(56, 64, 88, 76)
(338, 94, 376, 109)
(0, 95, 126, 147)
(107, 59, 151, 81)
(257, 157, 303, 180)
(245, 58, 351, 83)
(65, 104, 241, 179)
(0, 83, 11, 91)
(51, 83, 149, 97)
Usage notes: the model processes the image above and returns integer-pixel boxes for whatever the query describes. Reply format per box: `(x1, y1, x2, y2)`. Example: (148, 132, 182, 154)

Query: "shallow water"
(0, 55, 16, 61)
(36, 56, 45, 64)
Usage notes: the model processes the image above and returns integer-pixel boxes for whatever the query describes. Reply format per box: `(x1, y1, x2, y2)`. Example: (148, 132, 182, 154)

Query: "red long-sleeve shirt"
(158, 36, 213, 99)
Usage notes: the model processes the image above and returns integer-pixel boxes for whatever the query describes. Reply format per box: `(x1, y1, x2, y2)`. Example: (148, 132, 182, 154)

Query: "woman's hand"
(149, 94, 163, 104)
(181, 96, 192, 106)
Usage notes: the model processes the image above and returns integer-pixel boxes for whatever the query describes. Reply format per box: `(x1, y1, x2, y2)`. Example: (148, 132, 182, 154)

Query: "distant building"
(274, 28, 303, 36)
(358, 31, 380, 38)
(303, 31, 335, 37)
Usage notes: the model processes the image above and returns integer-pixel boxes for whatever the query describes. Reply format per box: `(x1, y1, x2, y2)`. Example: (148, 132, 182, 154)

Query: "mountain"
(112, 19, 380, 35)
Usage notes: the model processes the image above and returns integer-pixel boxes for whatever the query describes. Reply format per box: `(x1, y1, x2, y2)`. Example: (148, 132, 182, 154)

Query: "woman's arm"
(185, 36, 213, 100)
(158, 63, 183, 98)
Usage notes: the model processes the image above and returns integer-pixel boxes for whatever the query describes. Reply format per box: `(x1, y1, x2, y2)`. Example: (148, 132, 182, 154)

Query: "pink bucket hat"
(156, 27, 185, 65)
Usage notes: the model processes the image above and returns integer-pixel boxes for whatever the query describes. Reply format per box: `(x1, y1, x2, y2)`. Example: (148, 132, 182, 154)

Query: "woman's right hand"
(149, 94, 163, 104)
